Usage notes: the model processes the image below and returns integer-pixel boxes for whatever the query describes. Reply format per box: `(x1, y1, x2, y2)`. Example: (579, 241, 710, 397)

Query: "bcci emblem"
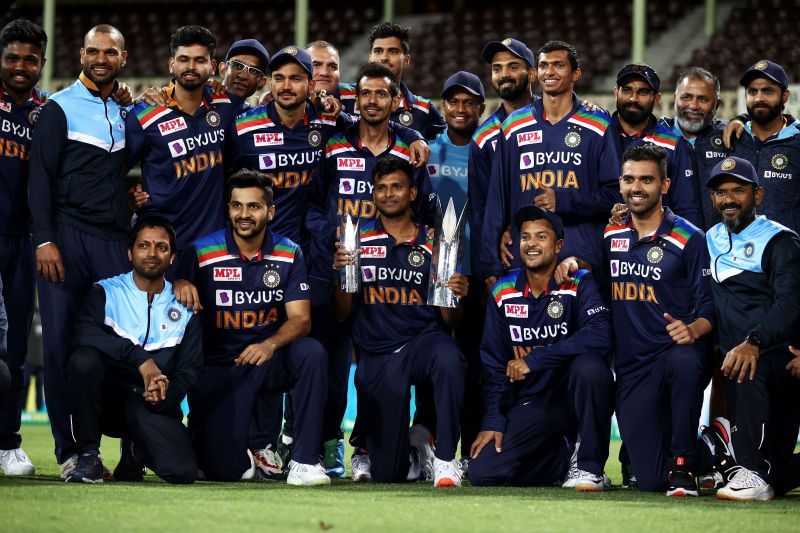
(711, 135, 723, 148)
(743, 242, 755, 258)
(771, 153, 788, 170)
(564, 131, 581, 148)
(28, 106, 42, 125)
(502, 38, 513, 45)
(408, 249, 425, 267)
(647, 246, 664, 264)
(754, 60, 769, 71)
(399, 110, 413, 126)
(285, 46, 298, 56)
(167, 307, 182, 323)
(263, 269, 281, 288)
(206, 110, 221, 127)
(720, 158, 736, 171)
(308, 130, 322, 147)
(119, 109, 128, 120)
(547, 299, 564, 319)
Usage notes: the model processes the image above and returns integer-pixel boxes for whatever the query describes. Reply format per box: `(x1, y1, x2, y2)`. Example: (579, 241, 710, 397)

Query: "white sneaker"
(251, 445, 284, 480)
(350, 452, 372, 483)
(409, 424, 435, 481)
(240, 449, 256, 480)
(60, 454, 79, 480)
(0, 448, 35, 476)
(287, 460, 331, 486)
(433, 457, 462, 487)
(716, 466, 774, 501)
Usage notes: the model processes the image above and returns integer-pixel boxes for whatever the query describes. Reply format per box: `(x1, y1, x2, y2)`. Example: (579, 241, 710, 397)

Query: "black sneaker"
(276, 432, 294, 469)
(621, 461, 637, 488)
(666, 456, 698, 497)
(65, 451, 105, 483)
(113, 440, 146, 482)
(701, 416, 737, 483)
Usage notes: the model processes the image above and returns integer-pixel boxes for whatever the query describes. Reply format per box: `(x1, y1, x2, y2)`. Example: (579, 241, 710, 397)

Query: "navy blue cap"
(706, 156, 760, 188)
(441, 71, 485, 100)
(270, 46, 313, 77)
(225, 39, 270, 71)
(617, 63, 660, 92)
(481, 38, 535, 68)
(513, 205, 564, 239)
(740, 60, 789, 91)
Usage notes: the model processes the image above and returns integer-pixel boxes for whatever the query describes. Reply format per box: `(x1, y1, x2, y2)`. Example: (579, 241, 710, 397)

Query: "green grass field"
(1, 425, 799, 532)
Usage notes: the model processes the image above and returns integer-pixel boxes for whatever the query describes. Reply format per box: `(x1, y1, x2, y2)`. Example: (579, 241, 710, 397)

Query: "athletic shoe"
(561, 442, 580, 488)
(716, 466, 774, 501)
(277, 433, 294, 469)
(252, 445, 285, 480)
(561, 442, 610, 491)
(60, 454, 79, 480)
(64, 451, 104, 483)
(710, 417, 737, 481)
(322, 438, 346, 478)
(699, 470, 724, 490)
(350, 450, 372, 483)
(113, 440, 146, 482)
(433, 457, 462, 487)
(409, 424, 435, 481)
(287, 460, 331, 486)
(621, 460, 637, 489)
(0, 448, 35, 476)
(666, 456, 698, 497)
(241, 449, 256, 480)
(459, 456, 470, 477)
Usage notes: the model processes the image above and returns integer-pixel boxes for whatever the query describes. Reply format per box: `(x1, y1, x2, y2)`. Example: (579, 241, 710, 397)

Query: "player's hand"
(506, 358, 531, 382)
(128, 183, 149, 211)
(534, 185, 556, 212)
(207, 79, 226, 96)
(445, 273, 469, 299)
(314, 90, 342, 118)
(36, 243, 65, 283)
(235, 339, 277, 366)
(722, 339, 759, 383)
(609, 203, 629, 225)
(722, 119, 745, 149)
(499, 228, 514, 268)
(259, 92, 273, 106)
(580, 99, 605, 113)
(138, 358, 167, 403)
(333, 241, 358, 269)
(786, 345, 800, 379)
(135, 86, 169, 106)
(664, 313, 698, 345)
(112, 82, 133, 106)
(484, 276, 497, 294)
(173, 279, 203, 312)
(470, 430, 503, 459)
(554, 256, 579, 284)
(408, 140, 430, 168)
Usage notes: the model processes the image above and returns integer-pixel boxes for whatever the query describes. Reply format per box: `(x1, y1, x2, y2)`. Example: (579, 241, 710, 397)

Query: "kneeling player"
(332, 157, 467, 486)
(468, 207, 611, 487)
(175, 169, 329, 485)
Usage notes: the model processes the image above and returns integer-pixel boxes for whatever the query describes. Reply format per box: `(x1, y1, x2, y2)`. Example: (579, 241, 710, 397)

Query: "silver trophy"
(340, 215, 361, 293)
(428, 196, 468, 308)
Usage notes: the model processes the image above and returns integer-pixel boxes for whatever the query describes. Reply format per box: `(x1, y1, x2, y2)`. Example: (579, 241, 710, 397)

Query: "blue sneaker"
(65, 451, 104, 484)
(323, 438, 346, 478)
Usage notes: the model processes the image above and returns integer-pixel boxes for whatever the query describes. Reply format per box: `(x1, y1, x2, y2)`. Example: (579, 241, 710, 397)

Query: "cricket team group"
(0, 15, 798, 501)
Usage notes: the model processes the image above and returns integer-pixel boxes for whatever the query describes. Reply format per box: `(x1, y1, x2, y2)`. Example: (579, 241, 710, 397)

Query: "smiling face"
(368, 36, 409, 80)
(374, 170, 416, 219)
(228, 186, 275, 240)
(711, 176, 763, 233)
(129, 226, 174, 281)
(270, 61, 312, 112)
(490, 51, 532, 101)
(309, 44, 340, 94)
(674, 76, 718, 134)
(220, 53, 266, 98)
(1, 41, 44, 98)
(442, 88, 484, 137)
(80, 30, 126, 87)
(615, 78, 659, 126)
(356, 75, 397, 126)
(169, 44, 214, 91)
(537, 50, 580, 96)
(519, 219, 562, 272)
(619, 159, 669, 216)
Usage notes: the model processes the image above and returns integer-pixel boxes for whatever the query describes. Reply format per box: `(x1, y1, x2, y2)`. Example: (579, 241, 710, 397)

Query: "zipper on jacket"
(143, 293, 153, 350)
(103, 99, 115, 153)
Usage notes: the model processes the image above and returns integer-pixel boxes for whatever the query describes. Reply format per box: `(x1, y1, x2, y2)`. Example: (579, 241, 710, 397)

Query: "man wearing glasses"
(218, 39, 270, 108)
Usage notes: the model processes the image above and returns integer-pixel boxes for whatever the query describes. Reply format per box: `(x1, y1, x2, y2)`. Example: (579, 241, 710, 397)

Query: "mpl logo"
(337, 157, 365, 171)
(0, 101, 11, 113)
(361, 246, 386, 259)
(519, 152, 535, 170)
(213, 267, 241, 282)
(158, 117, 187, 136)
(339, 178, 355, 195)
(215, 289, 233, 307)
(259, 153, 276, 170)
(517, 130, 543, 146)
(168, 138, 187, 158)
(427, 164, 439, 177)
(504, 303, 529, 318)
(610, 238, 629, 252)
(609, 260, 620, 278)
(361, 265, 376, 282)
(254, 132, 284, 146)
(509, 325, 522, 342)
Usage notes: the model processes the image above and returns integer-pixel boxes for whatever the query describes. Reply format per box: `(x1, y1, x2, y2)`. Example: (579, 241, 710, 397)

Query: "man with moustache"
(65, 217, 200, 484)
(28, 24, 132, 476)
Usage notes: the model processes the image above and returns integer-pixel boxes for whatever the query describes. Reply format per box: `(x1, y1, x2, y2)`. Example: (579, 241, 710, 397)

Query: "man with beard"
(28, 24, 132, 477)
(705, 156, 800, 500)
(0, 18, 47, 476)
(65, 216, 200, 484)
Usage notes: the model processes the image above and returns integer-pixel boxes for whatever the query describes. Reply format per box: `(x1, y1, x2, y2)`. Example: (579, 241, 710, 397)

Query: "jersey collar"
(165, 82, 213, 113)
(224, 226, 275, 261)
(613, 112, 657, 138)
(517, 268, 560, 298)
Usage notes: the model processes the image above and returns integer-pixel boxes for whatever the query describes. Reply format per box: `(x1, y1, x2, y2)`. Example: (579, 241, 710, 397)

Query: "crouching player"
(66, 217, 200, 484)
(332, 157, 467, 486)
(468, 206, 611, 487)
(174, 169, 329, 485)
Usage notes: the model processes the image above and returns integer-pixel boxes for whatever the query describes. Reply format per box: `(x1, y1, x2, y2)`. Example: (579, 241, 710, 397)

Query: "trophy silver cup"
(340, 215, 361, 293)
(428, 196, 468, 308)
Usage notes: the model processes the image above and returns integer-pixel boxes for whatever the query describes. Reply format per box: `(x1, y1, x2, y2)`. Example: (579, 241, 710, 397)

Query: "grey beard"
(676, 111, 712, 134)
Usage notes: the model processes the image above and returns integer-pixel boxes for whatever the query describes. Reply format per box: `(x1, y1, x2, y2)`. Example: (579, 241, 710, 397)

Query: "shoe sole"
(435, 478, 460, 487)
(352, 474, 372, 483)
(575, 483, 603, 492)
(65, 477, 103, 484)
(666, 488, 698, 497)
(1, 468, 35, 476)
(287, 478, 331, 486)
(716, 489, 774, 501)
(699, 477, 716, 490)
(326, 468, 346, 478)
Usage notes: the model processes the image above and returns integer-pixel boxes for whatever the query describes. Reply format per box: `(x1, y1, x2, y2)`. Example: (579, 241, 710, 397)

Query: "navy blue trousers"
(0, 358, 9, 413)
(567, 353, 614, 476)
(0, 234, 34, 450)
(188, 337, 328, 481)
(356, 330, 465, 483)
(36, 224, 128, 462)
(615, 344, 713, 492)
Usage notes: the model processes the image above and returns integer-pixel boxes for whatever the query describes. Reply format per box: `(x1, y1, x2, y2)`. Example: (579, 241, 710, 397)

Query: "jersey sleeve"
(424, 103, 447, 141)
(28, 100, 67, 246)
(125, 110, 147, 170)
(468, 140, 491, 280)
(665, 139, 702, 227)
(480, 296, 512, 432)
(173, 244, 200, 284)
(283, 247, 311, 303)
(155, 314, 203, 414)
(412, 165, 436, 226)
(682, 231, 715, 329)
(392, 122, 425, 145)
(480, 134, 511, 279)
(750, 232, 800, 349)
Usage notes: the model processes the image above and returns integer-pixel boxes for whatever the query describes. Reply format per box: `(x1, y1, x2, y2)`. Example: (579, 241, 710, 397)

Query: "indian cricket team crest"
(502, 38, 513, 46)
(28, 106, 42, 125)
(720, 158, 736, 171)
(646, 245, 664, 264)
(711, 135, 723, 148)
(399, 110, 413, 126)
(744, 241, 755, 258)
(263, 269, 281, 288)
(754, 60, 769, 71)
(119, 108, 128, 120)
(771, 153, 788, 170)
(166, 307, 182, 323)
(285, 46, 298, 56)
(408, 249, 425, 267)
(564, 131, 581, 148)
(308, 130, 322, 147)
(547, 299, 564, 319)
(206, 110, 221, 127)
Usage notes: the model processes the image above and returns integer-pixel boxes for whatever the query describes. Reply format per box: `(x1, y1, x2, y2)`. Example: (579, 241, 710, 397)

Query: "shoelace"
(435, 461, 461, 479)
(726, 465, 764, 488)
(12, 449, 30, 463)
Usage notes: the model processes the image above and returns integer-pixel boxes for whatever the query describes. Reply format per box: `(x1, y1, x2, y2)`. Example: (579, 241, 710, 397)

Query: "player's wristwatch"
(745, 333, 762, 347)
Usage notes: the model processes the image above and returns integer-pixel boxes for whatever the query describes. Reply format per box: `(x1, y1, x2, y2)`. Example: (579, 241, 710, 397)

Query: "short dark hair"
(307, 40, 338, 54)
(356, 62, 400, 97)
(622, 144, 668, 180)
(675, 66, 720, 100)
(537, 40, 580, 71)
(0, 19, 47, 56)
(226, 168, 274, 206)
(129, 215, 177, 252)
(372, 156, 414, 186)
(170, 25, 216, 58)
(84, 24, 124, 50)
(368, 22, 411, 55)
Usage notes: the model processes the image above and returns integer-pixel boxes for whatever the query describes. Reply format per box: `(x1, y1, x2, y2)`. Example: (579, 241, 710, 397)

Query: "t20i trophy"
(340, 215, 360, 293)
(428, 197, 467, 308)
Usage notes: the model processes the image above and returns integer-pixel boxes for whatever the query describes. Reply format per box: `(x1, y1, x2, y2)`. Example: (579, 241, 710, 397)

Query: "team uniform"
(480, 96, 620, 278)
(0, 276, 9, 413)
(28, 73, 131, 464)
(177, 227, 327, 481)
(605, 209, 716, 492)
(469, 269, 612, 486)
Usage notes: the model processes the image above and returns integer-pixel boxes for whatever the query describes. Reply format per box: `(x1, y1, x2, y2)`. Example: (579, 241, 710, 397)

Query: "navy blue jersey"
(481, 268, 610, 432)
(350, 219, 442, 354)
(178, 228, 309, 365)
(481, 95, 621, 278)
(126, 84, 239, 249)
(604, 208, 714, 376)
(0, 85, 46, 235)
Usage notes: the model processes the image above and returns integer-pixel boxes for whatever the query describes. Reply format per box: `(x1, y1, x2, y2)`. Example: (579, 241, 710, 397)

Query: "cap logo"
(502, 38, 513, 45)
(720, 158, 736, 171)
(754, 60, 769, 71)
(285, 46, 298, 56)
